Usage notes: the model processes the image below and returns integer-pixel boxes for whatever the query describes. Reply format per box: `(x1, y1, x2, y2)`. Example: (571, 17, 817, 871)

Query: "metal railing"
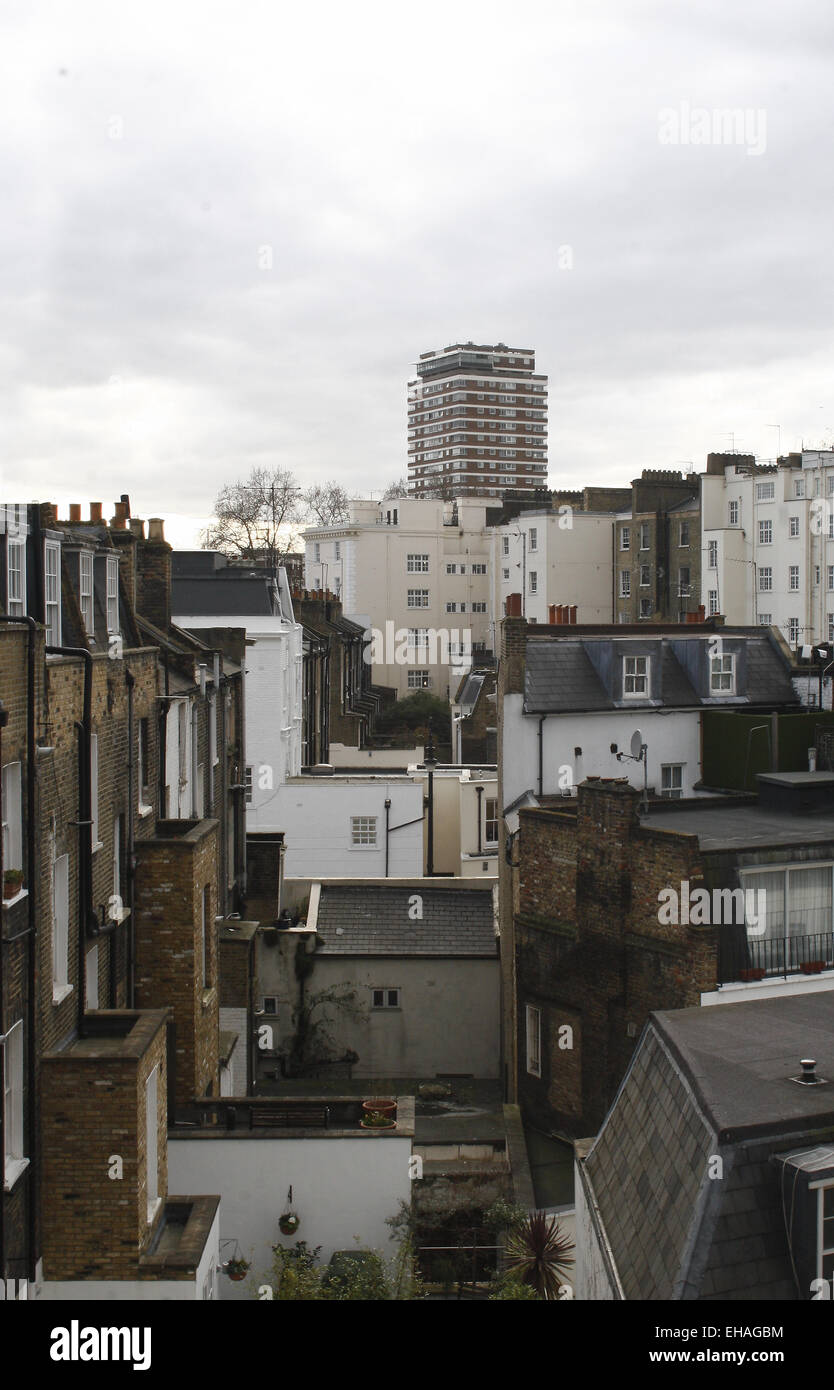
(718, 930, 834, 984)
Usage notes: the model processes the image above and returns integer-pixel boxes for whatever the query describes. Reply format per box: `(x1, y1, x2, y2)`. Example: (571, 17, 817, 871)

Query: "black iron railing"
(719, 930, 834, 984)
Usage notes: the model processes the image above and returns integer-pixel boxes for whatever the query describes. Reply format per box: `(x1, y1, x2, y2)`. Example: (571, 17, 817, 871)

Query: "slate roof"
(583, 993, 834, 1300)
(524, 632, 797, 714)
(172, 575, 278, 617)
(315, 886, 497, 957)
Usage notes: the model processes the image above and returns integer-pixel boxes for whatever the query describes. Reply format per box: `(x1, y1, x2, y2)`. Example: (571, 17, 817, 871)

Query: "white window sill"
(2, 888, 27, 909)
(52, 983, 73, 1005)
(147, 1196, 162, 1226)
(3, 1156, 29, 1192)
(138, 804, 153, 820)
(92, 841, 104, 854)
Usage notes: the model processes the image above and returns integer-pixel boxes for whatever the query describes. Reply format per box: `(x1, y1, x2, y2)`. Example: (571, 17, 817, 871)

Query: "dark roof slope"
(583, 993, 834, 1300)
(524, 634, 797, 714)
(172, 575, 277, 617)
(315, 886, 496, 957)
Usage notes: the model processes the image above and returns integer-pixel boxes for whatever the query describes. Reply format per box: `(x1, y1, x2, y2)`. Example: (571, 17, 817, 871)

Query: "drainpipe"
(384, 798, 391, 878)
(538, 715, 546, 796)
(476, 785, 483, 854)
(191, 699, 199, 818)
(0, 616, 37, 1282)
(125, 667, 136, 1006)
(158, 649, 170, 817)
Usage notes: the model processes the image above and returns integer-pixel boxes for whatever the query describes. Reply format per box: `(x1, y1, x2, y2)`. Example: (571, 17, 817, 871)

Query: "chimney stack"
(90, 502, 102, 523)
(136, 518, 172, 631)
(69, 504, 81, 522)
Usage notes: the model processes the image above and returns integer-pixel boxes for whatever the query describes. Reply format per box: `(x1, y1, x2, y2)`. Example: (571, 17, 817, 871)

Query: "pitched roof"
(172, 575, 277, 617)
(523, 633, 797, 714)
(315, 885, 497, 957)
(583, 993, 834, 1300)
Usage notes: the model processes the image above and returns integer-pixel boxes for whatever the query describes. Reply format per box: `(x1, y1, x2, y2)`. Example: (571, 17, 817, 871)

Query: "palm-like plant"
(504, 1210, 575, 1300)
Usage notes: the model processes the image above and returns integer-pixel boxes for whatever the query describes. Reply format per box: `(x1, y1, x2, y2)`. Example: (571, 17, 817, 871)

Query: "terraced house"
(0, 498, 248, 1298)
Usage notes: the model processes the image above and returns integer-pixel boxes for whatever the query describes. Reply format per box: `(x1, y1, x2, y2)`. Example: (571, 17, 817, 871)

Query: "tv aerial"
(614, 729, 649, 814)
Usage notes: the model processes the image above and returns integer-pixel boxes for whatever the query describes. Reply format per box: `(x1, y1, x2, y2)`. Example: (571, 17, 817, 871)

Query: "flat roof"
(645, 802, 834, 850)
(653, 993, 834, 1137)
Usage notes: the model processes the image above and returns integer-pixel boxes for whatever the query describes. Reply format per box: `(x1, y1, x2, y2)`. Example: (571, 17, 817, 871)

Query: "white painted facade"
(167, 1131, 412, 1299)
(277, 775, 424, 880)
(701, 450, 834, 649)
(491, 510, 615, 633)
(174, 608, 303, 833)
(304, 498, 494, 700)
(502, 693, 707, 806)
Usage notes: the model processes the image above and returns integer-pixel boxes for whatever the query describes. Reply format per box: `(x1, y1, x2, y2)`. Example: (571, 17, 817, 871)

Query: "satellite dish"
(630, 730, 644, 759)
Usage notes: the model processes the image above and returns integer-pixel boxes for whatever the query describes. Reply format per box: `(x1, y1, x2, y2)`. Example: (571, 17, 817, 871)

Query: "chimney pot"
(128, 518, 145, 539)
(90, 502, 102, 523)
(147, 517, 165, 543)
(69, 504, 81, 522)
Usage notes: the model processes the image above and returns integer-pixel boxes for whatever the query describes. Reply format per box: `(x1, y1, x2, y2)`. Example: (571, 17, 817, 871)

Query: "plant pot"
(225, 1262, 249, 1281)
(279, 1215, 300, 1235)
(739, 968, 766, 982)
(360, 1116, 397, 1130)
(800, 961, 825, 975)
(362, 1098, 396, 1117)
(3, 879, 23, 901)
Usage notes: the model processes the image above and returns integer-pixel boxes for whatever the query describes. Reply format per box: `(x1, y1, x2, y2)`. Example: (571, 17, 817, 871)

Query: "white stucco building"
(491, 508, 615, 629)
(304, 497, 494, 700)
(701, 448, 834, 650)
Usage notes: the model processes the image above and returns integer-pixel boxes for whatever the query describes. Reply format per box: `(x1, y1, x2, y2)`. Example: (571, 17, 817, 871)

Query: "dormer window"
(710, 653, 735, 693)
(105, 555, 119, 634)
(79, 552, 94, 634)
(44, 540, 61, 645)
(624, 655, 648, 696)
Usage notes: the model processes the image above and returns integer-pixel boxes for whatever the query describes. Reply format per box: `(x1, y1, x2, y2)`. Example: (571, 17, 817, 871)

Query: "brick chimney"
(576, 778, 640, 936)
(136, 518, 172, 631)
(69, 503, 81, 522)
(500, 616, 528, 695)
(90, 502, 102, 523)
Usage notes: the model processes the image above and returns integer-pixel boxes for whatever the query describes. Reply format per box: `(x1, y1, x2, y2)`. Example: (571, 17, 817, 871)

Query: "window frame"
(3, 1018, 25, 1186)
(6, 539, 25, 617)
(79, 551, 94, 633)
(660, 764, 684, 799)
(105, 555, 119, 635)
(350, 815, 378, 847)
(525, 1004, 541, 1078)
(44, 540, 61, 645)
(623, 655, 648, 697)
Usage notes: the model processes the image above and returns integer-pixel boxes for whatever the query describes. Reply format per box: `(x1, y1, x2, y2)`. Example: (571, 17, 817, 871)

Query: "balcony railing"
(718, 930, 834, 984)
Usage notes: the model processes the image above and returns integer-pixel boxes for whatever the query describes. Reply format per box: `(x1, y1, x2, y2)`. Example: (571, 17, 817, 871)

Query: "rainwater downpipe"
(191, 699, 199, 819)
(476, 785, 483, 854)
(538, 715, 546, 796)
(0, 616, 37, 1282)
(125, 667, 136, 1006)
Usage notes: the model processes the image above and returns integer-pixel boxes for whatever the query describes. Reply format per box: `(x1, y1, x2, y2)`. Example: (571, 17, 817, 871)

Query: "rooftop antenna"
(616, 728, 649, 813)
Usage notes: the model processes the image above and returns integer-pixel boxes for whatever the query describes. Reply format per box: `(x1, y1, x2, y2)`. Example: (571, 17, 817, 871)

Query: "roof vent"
(791, 1058, 828, 1086)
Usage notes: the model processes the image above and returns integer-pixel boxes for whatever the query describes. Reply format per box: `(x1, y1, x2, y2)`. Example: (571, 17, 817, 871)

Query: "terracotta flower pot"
(362, 1098, 396, 1117)
(800, 961, 825, 975)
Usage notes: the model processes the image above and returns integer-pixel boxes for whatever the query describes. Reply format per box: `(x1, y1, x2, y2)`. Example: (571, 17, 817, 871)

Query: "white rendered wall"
(167, 1134, 412, 1299)
(274, 778, 424, 878)
(502, 694, 705, 806)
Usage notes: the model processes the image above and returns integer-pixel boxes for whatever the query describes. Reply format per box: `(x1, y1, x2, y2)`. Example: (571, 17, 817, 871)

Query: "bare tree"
(302, 481, 350, 525)
(202, 466, 304, 566)
(382, 477, 410, 499)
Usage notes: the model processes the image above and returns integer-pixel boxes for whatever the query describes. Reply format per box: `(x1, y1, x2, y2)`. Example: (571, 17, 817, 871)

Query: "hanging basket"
(279, 1212, 300, 1235)
(225, 1258, 250, 1281)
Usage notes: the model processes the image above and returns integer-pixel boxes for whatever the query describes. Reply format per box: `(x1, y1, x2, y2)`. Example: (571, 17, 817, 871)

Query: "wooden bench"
(249, 1106, 331, 1129)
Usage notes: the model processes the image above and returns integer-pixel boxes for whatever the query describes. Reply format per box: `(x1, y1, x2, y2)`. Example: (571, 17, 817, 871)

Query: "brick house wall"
(514, 778, 718, 1135)
(133, 820, 221, 1109)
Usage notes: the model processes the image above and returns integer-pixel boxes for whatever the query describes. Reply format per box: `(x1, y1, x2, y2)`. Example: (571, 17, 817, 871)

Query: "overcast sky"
(3, 0, 834, 546)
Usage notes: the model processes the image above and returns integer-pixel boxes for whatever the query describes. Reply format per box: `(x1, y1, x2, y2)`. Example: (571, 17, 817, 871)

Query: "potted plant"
(279, 1211, 300, 1235)
(361, 1109, 397, 1130)
(362, 1097, 396, 1118)
(739, 967, 766, 982)
(225, 1256, 250, 1281)
(3, 869, 23, 901)
(800, 960, 826, 974)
